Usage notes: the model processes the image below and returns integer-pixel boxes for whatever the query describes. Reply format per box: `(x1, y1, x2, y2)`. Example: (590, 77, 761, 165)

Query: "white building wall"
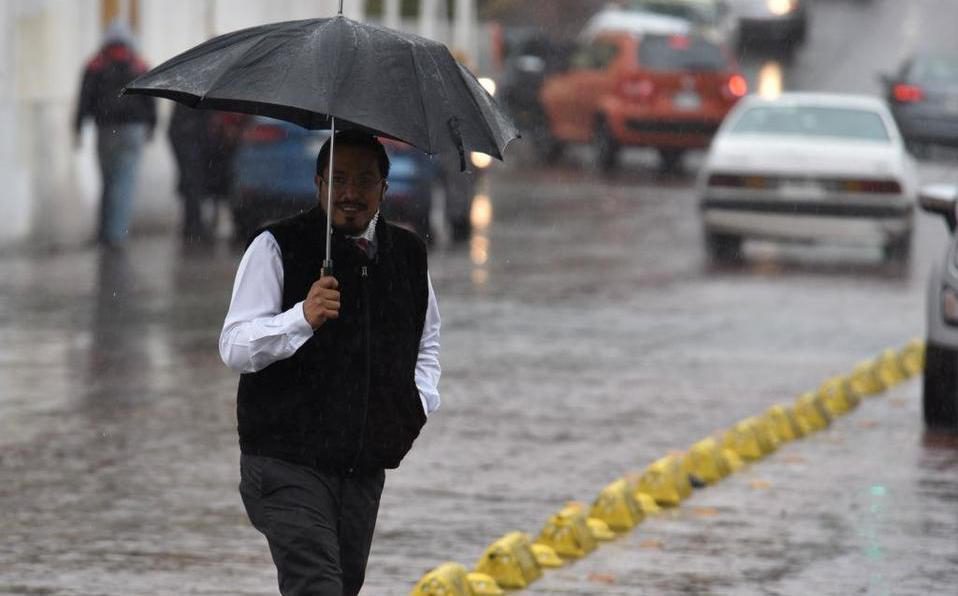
(2, 0, 483, 250)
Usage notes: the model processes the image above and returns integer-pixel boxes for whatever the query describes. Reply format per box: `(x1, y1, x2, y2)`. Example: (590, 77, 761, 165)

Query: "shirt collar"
(346, 211, 379, 245)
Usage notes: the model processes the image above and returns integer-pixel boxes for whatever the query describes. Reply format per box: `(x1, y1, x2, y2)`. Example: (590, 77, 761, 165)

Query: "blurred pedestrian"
(73, 19, 156, 248)
(167, 103, 214, 244)
(205, 111, 250, 235)
(219, 130, 441, 596)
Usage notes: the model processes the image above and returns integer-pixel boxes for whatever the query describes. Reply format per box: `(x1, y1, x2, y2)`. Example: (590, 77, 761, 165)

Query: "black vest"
(236, 208, 430, 473)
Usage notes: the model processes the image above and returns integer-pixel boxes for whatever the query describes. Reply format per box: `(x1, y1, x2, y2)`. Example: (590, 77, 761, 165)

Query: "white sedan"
(698, 92, 917, 263)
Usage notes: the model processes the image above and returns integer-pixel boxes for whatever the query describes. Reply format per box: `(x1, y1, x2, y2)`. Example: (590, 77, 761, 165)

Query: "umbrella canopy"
(123, 15, 519, 167)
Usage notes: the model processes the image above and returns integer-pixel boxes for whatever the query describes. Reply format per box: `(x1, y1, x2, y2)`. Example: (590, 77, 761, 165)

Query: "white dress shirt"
(219, 227, 441, 416)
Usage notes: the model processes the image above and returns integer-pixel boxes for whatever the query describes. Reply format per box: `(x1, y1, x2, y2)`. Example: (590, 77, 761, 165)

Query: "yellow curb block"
(636, 454, 692, 507)
(818, 376, 859, 418)
(474, 532, 541, 590)
(412, 341, 923, 592)
(899, 339, 924, 376)
(590, 478, 645, 532)
(765, 404, 802, 441)
(794, 391, 831, 432)
(535, 505, 597, 559)
(410, 562, 473, 596)
(683, 437, 729, 485)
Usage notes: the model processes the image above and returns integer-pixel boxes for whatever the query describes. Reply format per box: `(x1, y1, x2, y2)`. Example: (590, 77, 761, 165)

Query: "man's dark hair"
(315, 130, 390, 179)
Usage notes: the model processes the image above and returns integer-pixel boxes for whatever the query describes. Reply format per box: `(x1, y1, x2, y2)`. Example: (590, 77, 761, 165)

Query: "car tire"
(658, 148, 686, 173)
(594, 118, 620, 173)
(883, 232, 912, 264)
(705, 229, 743, 263)
(922, 341, 958, 429)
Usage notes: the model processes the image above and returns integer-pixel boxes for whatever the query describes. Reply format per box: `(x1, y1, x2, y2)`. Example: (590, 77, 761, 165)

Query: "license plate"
(673, 91, 701, 110)
(780, 180, 825, 200)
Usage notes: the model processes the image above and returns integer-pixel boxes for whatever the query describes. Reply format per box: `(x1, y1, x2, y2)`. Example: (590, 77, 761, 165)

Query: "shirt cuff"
(284, 300, 315, 350)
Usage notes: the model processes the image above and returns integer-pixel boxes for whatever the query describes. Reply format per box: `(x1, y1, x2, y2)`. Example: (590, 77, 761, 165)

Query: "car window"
(571, 40, 620, 70)
(729, 105, 891, 142)
(638, 34, 726, 71)
(628, 0, 719, 25)
(908, 56, 958, 85)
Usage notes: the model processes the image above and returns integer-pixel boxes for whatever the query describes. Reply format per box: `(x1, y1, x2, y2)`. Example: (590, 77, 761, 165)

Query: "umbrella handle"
(322, 261, 334, 278)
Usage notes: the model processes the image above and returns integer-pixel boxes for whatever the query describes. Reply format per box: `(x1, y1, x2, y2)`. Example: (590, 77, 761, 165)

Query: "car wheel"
(657, 148, 686, 173)
(922, 341, 958, 429)
(593, 118, 620, 173)
(883, 232, 912, 264)
(705, 229, 743, 262)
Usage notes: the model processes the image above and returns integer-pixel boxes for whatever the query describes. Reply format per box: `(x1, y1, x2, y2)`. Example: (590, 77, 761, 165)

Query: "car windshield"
(909, 55, 958, 85)
(628, 0, 718, 24)
(638, 34, 726, 70)
(729, 105, 891, 142)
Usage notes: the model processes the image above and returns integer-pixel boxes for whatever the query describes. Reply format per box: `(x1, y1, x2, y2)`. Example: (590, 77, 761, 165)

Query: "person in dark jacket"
(219, 130, 441, 596)
(167, 104, 213, 244)
(73, 19, 156, 248)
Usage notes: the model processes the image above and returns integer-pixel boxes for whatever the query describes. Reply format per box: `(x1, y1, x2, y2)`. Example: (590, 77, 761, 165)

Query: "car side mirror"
(919, 183, 958, 232)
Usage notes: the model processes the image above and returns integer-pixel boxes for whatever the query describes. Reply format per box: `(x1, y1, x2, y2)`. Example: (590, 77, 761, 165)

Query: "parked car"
(730, 0, 808, 51)
(917, 183, 958, 430)
(697, 92, 916, 263)
(880, 52, 958, 156)
(539, 11, 747, 171)
(229, 116, 484, 244)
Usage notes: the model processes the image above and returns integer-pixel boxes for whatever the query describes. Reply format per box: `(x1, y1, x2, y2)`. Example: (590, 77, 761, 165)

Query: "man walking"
(74, 19, 156, 248)
(219, 130, 441, 595)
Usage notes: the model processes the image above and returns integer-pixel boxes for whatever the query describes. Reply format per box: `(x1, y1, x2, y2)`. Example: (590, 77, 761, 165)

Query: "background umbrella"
(124, 3, 519, 273)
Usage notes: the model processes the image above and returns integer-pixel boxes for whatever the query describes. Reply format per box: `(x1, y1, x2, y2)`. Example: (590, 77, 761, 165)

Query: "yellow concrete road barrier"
(474, 532, 542, 590)
(590, 478, 645, 532)
(466, 572, 504, 595)
(765, 404, 802, 442)
(817, 376, 858, 418)
(899, 339, 925, 376)
(586, 517, 617, 541)
(637, 454, 692, 507)
(529, 543, 564, 569)
(722, 420, 765, 461)
(748, 415, 780, 454)
(535, 505, 597, 559)
(876, 348, 907, 388)
(720, 448, 745, 473)
(794, 391, 831, 432)
(849, 359, 886, 396)
(411, 562, 475, 596)
(683, 437, 729, 485)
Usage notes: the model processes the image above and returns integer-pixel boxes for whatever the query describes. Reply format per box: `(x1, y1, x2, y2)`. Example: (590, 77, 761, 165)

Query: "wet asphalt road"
(3, 0, 958, 594)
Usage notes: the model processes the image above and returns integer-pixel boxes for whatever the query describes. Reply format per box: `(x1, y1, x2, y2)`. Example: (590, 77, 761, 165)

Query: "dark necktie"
(354, 237, 371, 257)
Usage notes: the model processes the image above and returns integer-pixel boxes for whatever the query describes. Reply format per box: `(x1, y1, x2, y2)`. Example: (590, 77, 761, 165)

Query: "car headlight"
(767, 0, 796, 16)
(470, 152, 492, 169)
(478, 77, 496, 97)
(942, 286, 958, 326)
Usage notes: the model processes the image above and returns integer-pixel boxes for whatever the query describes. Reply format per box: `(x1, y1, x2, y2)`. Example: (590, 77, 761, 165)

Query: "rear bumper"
(893, 110, 958, 147)
(700, 196, 913, 245)
(609, 114, 723, 149)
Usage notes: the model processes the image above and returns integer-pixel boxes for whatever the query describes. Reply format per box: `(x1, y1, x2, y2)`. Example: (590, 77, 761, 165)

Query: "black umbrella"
(124, 7, 518, 273)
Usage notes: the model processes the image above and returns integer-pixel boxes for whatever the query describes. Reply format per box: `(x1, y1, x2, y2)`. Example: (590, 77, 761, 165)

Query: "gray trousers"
(239, 454, 385, 596)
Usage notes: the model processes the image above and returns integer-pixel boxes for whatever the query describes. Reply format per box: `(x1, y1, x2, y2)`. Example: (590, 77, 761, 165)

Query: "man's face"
(315, 144, 386, 235)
